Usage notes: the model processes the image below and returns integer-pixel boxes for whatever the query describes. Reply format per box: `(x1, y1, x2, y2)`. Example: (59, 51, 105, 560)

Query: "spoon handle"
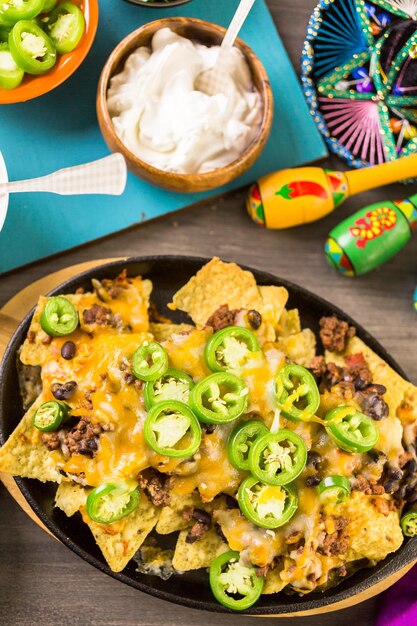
(222, 0, 257, 50)
(0, 153, 127, 196)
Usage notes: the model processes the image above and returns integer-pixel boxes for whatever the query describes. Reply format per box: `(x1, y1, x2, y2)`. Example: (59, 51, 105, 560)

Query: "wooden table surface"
(1, 1, 417, 624)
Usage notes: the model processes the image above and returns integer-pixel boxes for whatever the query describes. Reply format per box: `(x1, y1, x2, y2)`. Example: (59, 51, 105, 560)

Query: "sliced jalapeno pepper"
(249, 429, 307, 486)
(86, 483, 140, 524)
(325, 405, 379, 453)
(275, 364, 320, 421)
(143, 368, 194, 410)
(317, 475, 351, 504)
(9, 20, 56, 75)
(33, 400, 70, 432)
(144, 400, 201, 458)
(401, 510, 417, 537)
(227, 420, 269, 471)
(132, 341, 169, 382)
(209, 550, 264, 611)
(40, 296, 79, 336)
(238, 476, 298, 529)
(205, 326, 260, 373)
(190, 372, 248, 424)
(0, 0, 44, 27)
(0, 42, 24, 89)
(44, 1, 85, 55)
(0, 27, 10, 42)
(42, 0, 58, 13)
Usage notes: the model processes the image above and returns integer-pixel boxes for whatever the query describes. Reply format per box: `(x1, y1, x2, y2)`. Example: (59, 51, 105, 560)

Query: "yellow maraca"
(247, 154, 417, 229)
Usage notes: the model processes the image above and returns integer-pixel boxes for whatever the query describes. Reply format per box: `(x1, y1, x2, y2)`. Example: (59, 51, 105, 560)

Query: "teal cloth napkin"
(0, 0, 327, 273)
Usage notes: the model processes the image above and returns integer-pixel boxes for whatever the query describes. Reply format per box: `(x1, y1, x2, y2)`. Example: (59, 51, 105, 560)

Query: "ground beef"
(372, 496, 396, 516)
(138, 468, 171, 507)
(318, 516, 349, 556)
(319, 316, 356, 352)
(27, 330, 36, 344)
(180, 508, 212, 543)
(83, 304, 115, 326)
(205, 305, 240, 331)
(351, 474, 385, 495)
(42, 417, 102, 458)
(256, 565, 271, 578)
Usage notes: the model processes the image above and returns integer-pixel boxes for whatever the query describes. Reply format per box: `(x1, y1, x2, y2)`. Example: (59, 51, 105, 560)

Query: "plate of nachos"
(1, 256, 417, 614)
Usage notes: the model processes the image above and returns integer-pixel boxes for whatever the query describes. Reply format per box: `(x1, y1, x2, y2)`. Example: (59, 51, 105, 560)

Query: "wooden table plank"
(1, 1, 416, 623)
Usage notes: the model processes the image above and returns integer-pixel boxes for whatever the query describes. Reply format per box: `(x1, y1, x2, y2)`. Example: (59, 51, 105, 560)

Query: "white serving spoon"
(195, 0, 257, 96)
(0, 153, 127, 233)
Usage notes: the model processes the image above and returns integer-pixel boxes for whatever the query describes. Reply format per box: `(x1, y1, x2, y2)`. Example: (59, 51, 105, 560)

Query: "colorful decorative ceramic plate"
(302, 0, 417, 167)
(0, 152, 8, 232)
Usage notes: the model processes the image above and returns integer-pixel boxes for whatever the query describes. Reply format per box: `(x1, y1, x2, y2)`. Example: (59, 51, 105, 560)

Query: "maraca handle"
(346, 153, 417, 195)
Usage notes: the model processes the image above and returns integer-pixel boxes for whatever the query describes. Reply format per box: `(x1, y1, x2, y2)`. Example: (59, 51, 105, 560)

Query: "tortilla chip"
(20, 295, 84, 366)
(150, 322, 194, 343)
(170, 258, 264, 328)
(55, 481, 87, 516)
(258, 286, 288, 326)
(263, 566, 287, 594)
(156, 492, 202, 534)
(172, 527, 228, 571)
(86, 494, 160, 572)
(277, 309, 301, 337)
(327, 492, 403, 563)
(276, 328, 316, 367)
(327, 336, 413, 415)
(0, 394, 61, 483)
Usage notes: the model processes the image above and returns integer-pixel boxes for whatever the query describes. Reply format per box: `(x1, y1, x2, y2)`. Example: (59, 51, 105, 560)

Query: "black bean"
(202, 423, 216, 434)
(51, 381, 77, 400)
(383, 479, 400, 494)
(386, 465, 403, 480)
(215, 523, 227, 543)
(247, 309, 262, 330)
(61, 341, 76, 360)
(354, 376, 369, 391)
(192, 508, 211, 525)
(367, 449, 387, 463)
(367, 384, 387, 395)
(225, 495, 238, 509)
(405, 459, 417, 473)
(305, 475, 321, 487)
(307, 451, 322, 468)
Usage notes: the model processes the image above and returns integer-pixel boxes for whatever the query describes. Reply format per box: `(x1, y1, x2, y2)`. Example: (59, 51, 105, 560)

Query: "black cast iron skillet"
(1, 255, 416, 615)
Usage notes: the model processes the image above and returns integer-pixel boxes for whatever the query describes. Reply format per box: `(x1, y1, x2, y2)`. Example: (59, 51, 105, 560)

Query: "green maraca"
(325, 197, 417, 276)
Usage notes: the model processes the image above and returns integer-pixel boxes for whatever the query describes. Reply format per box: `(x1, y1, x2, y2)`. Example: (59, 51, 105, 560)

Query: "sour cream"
(107, 28, 263, 175)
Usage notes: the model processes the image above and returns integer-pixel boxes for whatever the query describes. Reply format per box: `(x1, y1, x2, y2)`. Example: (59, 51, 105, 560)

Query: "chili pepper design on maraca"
(325, 198, 417, 276)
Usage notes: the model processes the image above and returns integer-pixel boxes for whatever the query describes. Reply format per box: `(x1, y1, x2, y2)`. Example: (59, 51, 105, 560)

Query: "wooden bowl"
(96, 18, 273, 193)
(0, 0, 99, 105)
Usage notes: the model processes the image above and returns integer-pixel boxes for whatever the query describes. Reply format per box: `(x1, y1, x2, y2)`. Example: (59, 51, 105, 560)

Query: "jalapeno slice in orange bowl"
(325, 405, 379, 453)
(249, 429, 307, 486)
(275, 364, 320, 421)
(209, 550, 264, 611)
(40, 296, 79, 336)
(190, 372, 249, 424)
(144, 400, 201, 458)
(44, 1, 85, 55)
(8, 20, 56, 75)
(0, 41, 24, 89)
(86, 482, 140, 524)
(205, 326, 260, 373)
(227, 420, 269, 471)
(0, 0, 44, 27)
(143, 368, 194, 410)
(238, 476, 298, 529)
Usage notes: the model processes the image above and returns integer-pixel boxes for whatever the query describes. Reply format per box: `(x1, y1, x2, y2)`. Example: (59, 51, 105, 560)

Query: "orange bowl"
(0, 0, 98, 104)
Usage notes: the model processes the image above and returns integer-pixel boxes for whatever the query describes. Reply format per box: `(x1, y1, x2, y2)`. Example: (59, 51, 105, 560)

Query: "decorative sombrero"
(302, 0, 417, 167)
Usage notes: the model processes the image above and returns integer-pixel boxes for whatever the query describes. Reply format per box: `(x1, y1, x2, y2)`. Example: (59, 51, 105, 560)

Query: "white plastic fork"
(195, 0, 257, 97)
(0, 153, 127, 196)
